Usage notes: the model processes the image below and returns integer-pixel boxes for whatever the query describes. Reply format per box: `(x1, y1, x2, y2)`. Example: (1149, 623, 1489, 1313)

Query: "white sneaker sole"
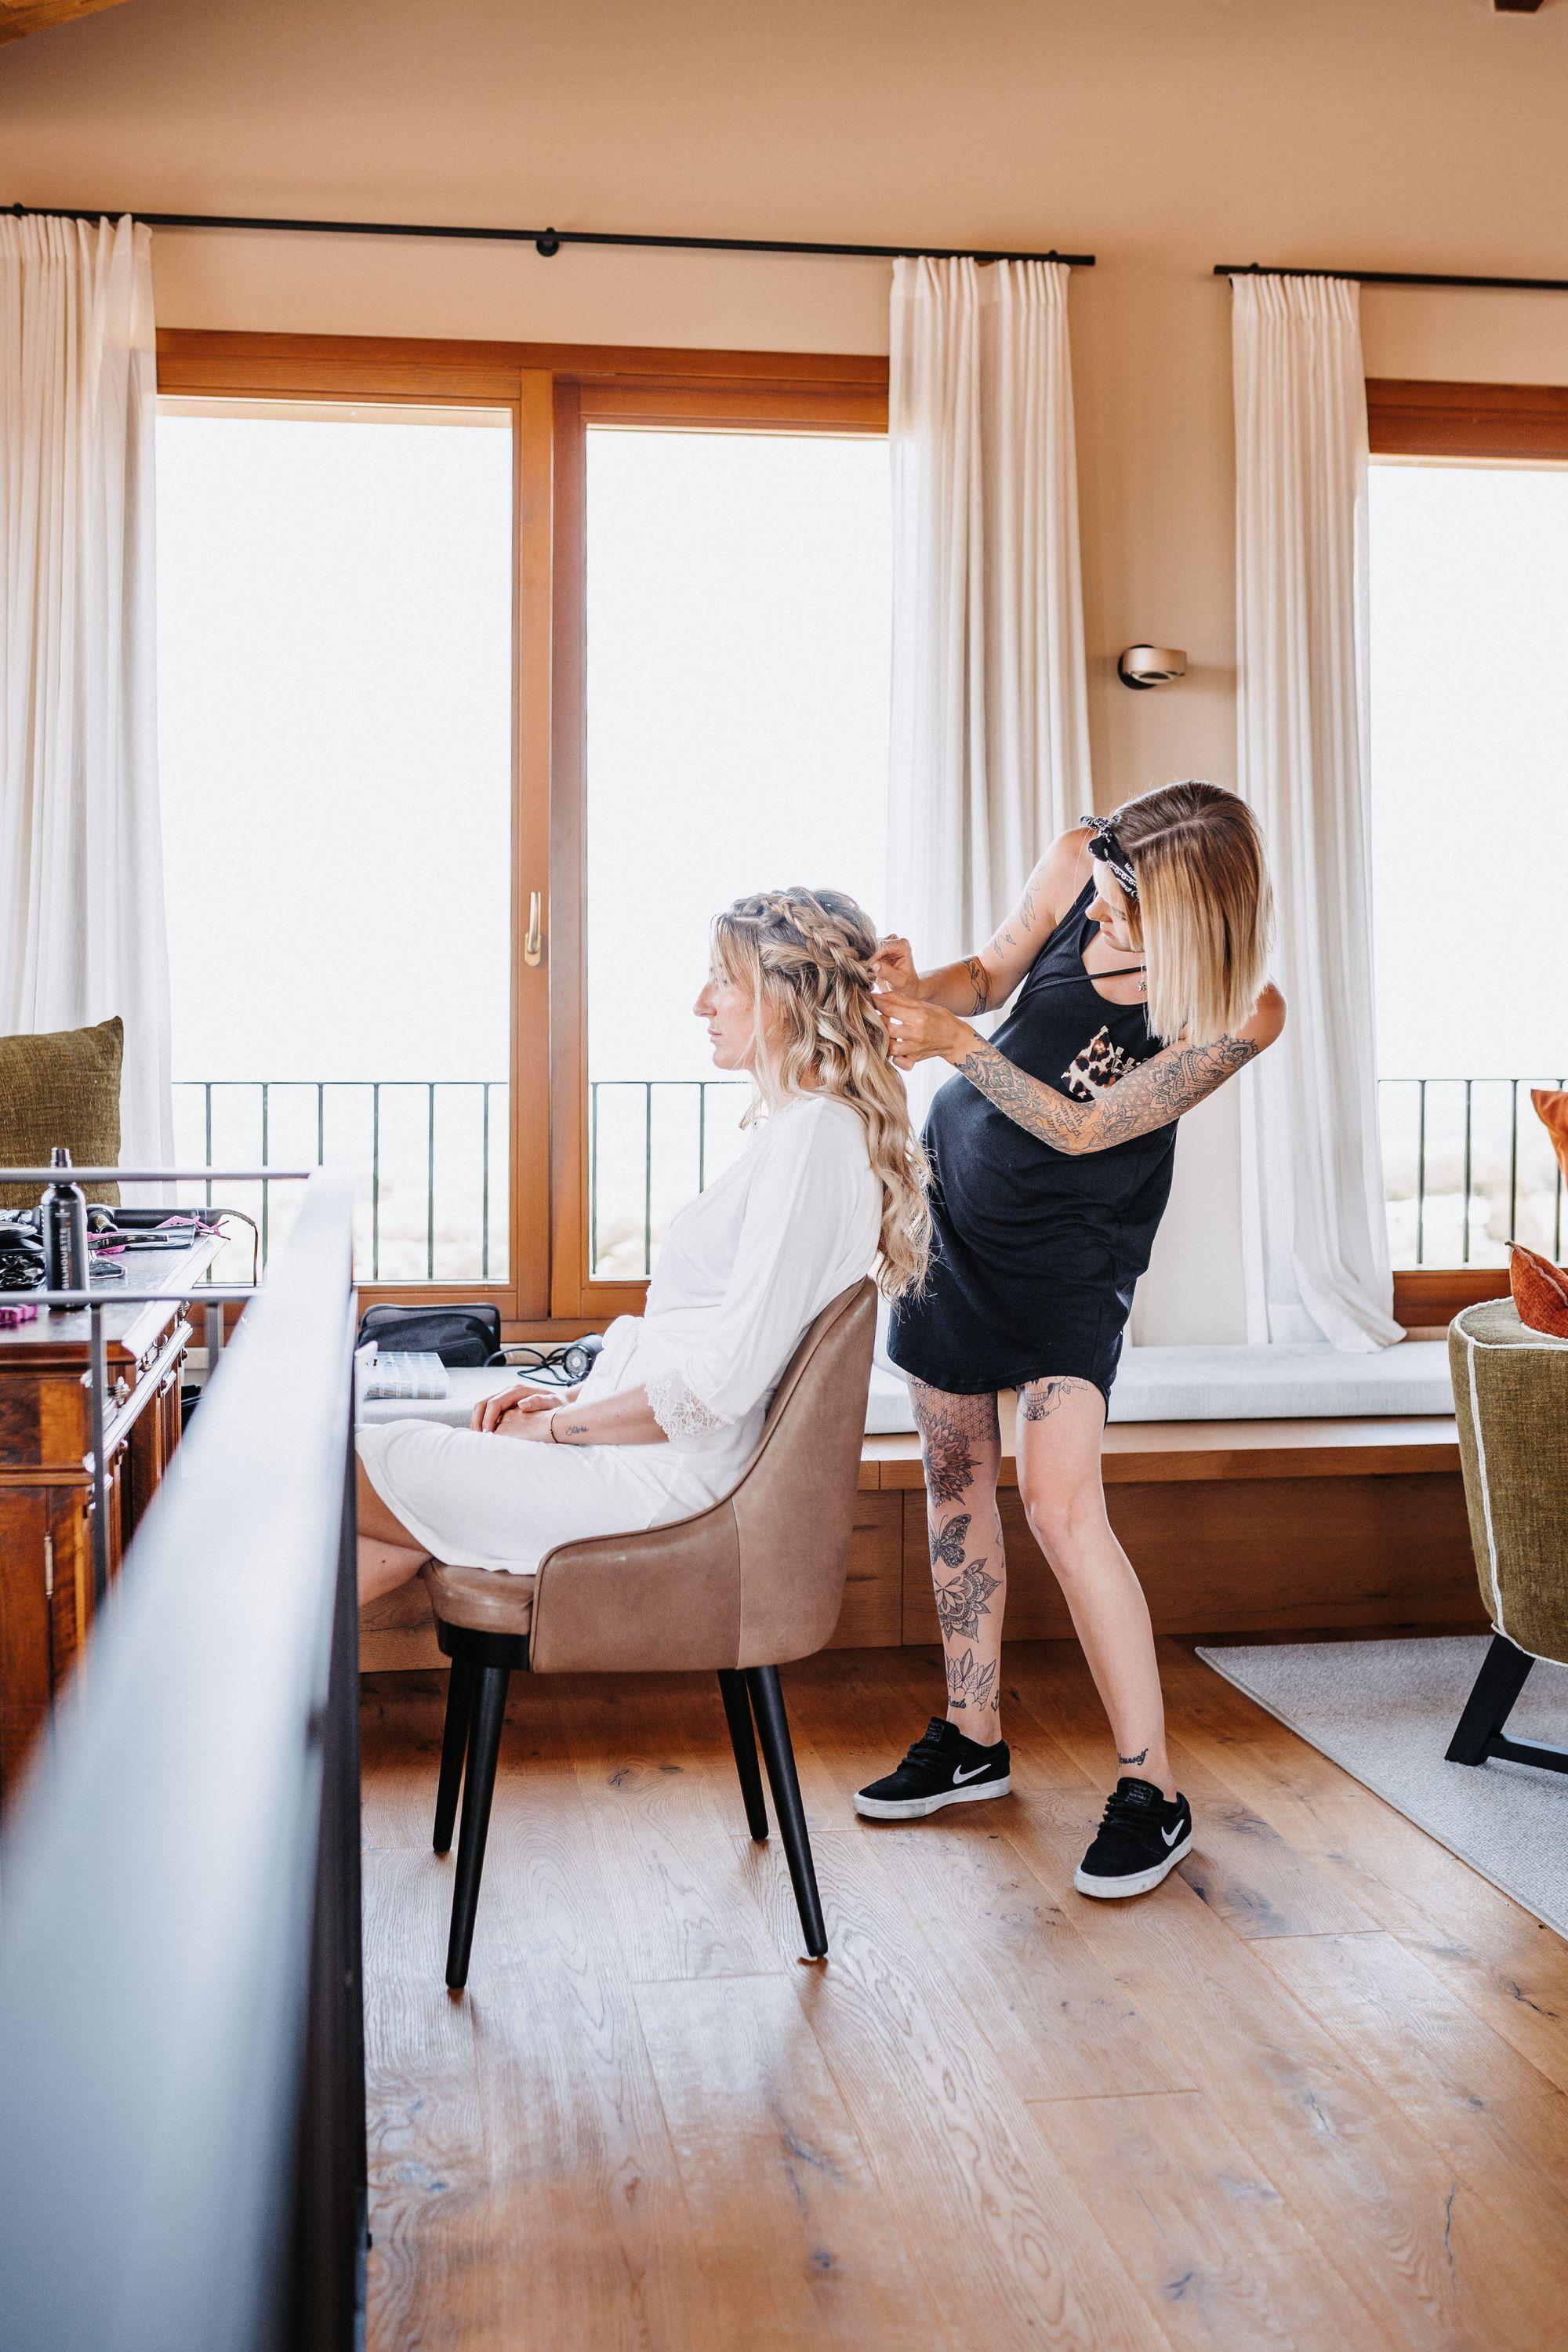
(1074, 1830, 1192, 1899)
(854, 1774, 1012, 1820)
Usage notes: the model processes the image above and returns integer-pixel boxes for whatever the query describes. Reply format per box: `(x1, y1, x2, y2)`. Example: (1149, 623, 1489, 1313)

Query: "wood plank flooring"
(361, 1642, 1568, 2351)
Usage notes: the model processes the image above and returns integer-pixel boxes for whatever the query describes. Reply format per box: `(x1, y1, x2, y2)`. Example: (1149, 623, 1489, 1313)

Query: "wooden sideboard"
(0, 1235, 223, 1803)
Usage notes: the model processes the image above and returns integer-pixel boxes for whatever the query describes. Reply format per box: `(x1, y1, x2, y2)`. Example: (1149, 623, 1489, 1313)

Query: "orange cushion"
(1533, 1088, 1568, 1187)
(1508, 1241, 1568, 1340)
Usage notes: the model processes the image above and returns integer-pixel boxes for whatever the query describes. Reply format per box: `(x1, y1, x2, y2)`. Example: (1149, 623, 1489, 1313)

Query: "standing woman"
(858, 782, 1283, 1900)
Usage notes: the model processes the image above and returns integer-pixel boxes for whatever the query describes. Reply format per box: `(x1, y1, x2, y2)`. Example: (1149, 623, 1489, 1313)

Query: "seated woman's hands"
(470, 1382, 580, 1436)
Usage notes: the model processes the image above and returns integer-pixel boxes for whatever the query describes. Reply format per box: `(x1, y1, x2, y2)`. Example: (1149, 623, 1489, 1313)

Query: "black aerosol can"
(40, 1146, 91, 1314)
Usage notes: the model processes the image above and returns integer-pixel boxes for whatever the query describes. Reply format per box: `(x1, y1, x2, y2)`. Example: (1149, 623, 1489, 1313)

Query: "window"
(582, 426, 891, 1281)
(1367, 382, 1568, 1292)
(156, 398, 515, 1288)
(153, 339, 891, 1322)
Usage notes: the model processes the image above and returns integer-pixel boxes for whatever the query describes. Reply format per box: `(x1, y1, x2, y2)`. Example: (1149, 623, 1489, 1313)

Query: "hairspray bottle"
(40, 1147, 91, 1314)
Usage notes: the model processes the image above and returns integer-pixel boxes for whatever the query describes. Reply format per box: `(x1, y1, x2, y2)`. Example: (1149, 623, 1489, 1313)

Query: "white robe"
(356, 1094, 880, 1573)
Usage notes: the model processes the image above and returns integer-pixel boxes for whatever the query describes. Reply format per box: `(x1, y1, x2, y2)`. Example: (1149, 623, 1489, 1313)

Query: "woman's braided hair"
(712, 887, 931, 1300)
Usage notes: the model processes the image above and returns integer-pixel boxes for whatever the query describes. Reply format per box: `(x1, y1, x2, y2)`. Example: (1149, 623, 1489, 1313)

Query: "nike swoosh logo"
(1161, 1822, 1184, 1846)
(952, 1760, 995, 1784)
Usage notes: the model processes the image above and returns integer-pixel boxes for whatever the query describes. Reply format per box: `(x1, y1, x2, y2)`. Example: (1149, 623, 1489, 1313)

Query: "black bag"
(355, 1302, 503, 1368)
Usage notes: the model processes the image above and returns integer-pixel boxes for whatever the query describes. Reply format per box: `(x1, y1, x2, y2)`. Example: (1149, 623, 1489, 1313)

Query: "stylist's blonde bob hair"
(1102, 782, 1275, 1048)
(711, 887, 931, 1300)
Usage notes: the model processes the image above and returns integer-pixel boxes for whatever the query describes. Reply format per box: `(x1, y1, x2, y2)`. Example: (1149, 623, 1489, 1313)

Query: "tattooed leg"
(1015, 1376, 1175, 1799)
(909, 1381, 1007, 1745)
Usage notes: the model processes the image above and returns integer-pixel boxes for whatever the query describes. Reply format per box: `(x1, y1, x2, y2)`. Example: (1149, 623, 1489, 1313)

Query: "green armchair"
(1446, 1297, 1568, 1777)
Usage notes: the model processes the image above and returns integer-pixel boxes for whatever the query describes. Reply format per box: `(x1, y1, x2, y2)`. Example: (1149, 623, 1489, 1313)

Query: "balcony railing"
(1378, 1076, 1565, 1269)
(174, 1076, 750, 1284)
(180, 1074, 1557, 1287)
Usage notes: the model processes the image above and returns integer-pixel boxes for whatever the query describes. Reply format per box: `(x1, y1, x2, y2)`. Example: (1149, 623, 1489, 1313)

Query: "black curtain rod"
(1216, 260, 1568, 295)
(5, 201, 1092, 269)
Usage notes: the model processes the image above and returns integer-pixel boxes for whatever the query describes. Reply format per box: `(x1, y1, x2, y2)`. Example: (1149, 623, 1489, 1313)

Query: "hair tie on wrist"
(549, 1410, 560, 1443)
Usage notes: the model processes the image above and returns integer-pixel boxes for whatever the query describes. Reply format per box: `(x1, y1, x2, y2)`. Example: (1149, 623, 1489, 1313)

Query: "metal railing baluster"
(590, 1080, 601, 1279)
(261, 1082, 270, 1266)
(1509, 1078, 1519, 1242)
(426, 1082, 437, 1281)
(1416, 1080, 1427, 1266)
(1461, 1078, 1472, 1265)
(644, 1081, 653, 1279)
(481, 1082, 491, 1281)
(372, 1083, 381, 1283)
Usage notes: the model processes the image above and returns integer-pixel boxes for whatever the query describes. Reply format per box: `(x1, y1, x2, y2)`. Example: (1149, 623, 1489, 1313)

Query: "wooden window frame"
(1367, 378, 1568, 1327)
(154, 331, 888, 1331)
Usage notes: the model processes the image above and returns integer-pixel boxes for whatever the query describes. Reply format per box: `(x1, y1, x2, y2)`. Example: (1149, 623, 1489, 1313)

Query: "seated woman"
(357, 887, 931, 1605)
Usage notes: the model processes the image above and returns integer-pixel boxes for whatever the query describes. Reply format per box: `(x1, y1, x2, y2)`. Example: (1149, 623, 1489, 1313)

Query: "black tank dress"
(888, 880, 1178, 1403)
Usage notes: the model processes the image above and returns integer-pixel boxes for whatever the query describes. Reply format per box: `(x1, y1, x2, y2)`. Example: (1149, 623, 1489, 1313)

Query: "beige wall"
(8, 0, 1568, 1340)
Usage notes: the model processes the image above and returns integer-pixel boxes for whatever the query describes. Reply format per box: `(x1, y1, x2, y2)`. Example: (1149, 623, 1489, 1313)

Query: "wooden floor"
(361, 1642, 1568, 2351)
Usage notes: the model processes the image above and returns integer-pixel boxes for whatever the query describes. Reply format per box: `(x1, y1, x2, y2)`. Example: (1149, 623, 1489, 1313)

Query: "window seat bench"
(359, 1341, 1482, 1671)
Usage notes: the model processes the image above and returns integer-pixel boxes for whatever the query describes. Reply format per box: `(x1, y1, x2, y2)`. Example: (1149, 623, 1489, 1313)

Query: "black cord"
(486, 1344, 584, 1387)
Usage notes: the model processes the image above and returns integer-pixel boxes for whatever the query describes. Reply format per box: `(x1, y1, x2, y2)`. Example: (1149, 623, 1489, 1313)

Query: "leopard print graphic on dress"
(1061, 1025, 1149, 1102)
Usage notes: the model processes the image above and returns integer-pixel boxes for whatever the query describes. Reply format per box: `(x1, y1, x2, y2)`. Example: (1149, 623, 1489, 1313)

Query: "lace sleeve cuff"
(646, 1367, 731, 1446)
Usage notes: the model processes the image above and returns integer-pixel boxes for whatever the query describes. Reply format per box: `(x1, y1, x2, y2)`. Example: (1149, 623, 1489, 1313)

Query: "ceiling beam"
(0, 0, 131, 44)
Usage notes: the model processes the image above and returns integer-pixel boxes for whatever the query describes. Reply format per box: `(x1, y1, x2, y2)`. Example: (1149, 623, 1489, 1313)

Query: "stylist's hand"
(869, 935, 923, 996)
(472, 1385, 556, 1435)
(873, 992, 973, 1071)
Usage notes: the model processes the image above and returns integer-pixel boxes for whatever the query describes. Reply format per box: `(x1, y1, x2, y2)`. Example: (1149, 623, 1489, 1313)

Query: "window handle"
(524, 890, 543, 968)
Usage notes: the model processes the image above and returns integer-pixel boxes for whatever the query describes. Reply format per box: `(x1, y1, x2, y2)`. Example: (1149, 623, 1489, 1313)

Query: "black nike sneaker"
(1074, 1777, 1192, 1898)
(853, 1718, 1012, 1820)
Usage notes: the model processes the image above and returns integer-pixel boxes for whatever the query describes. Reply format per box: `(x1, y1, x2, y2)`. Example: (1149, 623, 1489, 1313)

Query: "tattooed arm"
(877, 987, 1286, 1156)
(869, 828, 1094, 1016)
(953, 1028, 1266, 1154)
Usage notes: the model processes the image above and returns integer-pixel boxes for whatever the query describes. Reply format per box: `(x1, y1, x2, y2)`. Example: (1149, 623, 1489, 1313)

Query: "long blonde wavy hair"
(1102, 782, 1276, 1047)
(711, 887, 931, 1300)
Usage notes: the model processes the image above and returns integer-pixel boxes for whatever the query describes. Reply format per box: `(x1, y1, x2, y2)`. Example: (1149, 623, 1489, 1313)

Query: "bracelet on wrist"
(549, 1410, 560, 1443)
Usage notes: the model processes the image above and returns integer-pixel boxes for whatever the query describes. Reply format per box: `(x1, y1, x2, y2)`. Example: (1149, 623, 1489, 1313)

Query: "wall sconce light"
(1117, 645, 1188, 691)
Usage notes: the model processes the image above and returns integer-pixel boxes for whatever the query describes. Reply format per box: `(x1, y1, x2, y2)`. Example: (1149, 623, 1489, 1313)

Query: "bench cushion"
(866, 1340, 1454, 1432)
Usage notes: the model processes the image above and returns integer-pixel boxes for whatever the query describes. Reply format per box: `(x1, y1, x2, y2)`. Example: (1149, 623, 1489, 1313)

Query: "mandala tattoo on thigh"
(910, 1386, 997, 1507)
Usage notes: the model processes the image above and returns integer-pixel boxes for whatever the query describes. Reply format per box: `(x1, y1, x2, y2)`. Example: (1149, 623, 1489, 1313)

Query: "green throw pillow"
(0, 1017, 124, 1211)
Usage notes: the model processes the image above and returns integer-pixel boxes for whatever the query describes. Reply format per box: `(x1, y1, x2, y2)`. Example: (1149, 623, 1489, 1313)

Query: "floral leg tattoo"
(910, 1382, 1006, 1726)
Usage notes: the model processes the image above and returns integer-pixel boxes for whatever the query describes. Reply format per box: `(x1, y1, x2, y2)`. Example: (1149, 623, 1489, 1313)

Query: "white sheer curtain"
(1232, 272, 1400, 1351)
(0, 214, 172, 1172)
(887, 256, 1091, 983)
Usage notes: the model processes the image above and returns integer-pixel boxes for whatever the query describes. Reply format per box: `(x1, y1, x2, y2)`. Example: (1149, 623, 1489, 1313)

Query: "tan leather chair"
(421, 1277, 877, 1987)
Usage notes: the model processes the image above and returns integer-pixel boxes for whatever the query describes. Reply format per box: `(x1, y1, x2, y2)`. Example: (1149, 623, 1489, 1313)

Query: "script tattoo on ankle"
(1118, 1748, 1149, 1768)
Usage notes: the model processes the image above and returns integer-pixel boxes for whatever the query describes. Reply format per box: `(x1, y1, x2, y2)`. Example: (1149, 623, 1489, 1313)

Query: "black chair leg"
(718, 1668, 770, 1841)
(446, 1663, 510, 1989)
(747, 1664, 826, 1959)
(1446, 1632, 1535, 1766)
(434, 1657, 477, 1854)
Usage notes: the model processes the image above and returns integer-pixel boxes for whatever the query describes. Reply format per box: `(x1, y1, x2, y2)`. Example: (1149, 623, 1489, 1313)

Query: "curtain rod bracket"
(535, 228, 561, 258)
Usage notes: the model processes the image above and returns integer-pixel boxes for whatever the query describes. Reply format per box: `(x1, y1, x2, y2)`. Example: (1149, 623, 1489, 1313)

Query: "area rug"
(1196, 1637, 1568, 1940)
